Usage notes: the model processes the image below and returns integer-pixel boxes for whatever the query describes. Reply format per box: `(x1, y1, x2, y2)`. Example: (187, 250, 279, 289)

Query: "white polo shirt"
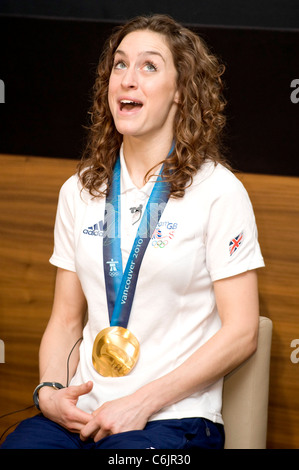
(49, 148, 264, 424)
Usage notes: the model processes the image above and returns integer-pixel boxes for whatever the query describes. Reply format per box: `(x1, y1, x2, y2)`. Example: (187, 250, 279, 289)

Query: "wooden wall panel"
(0, 155, 298, 448)
(0, 155, 77, 439)
(238, 173, 299, 449)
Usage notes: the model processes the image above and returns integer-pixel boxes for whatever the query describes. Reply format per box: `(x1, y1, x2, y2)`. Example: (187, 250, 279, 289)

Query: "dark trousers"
(1, 414, 224, 449)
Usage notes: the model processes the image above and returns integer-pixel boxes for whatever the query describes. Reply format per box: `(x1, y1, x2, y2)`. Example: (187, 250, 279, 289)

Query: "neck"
(123, 135, 173, 188)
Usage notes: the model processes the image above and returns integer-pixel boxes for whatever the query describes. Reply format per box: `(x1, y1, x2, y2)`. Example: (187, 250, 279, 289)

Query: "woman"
(1, 14, 264, 449)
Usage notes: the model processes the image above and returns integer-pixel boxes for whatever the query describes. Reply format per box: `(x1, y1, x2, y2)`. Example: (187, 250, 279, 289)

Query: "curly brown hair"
(78, 14, 228, 198)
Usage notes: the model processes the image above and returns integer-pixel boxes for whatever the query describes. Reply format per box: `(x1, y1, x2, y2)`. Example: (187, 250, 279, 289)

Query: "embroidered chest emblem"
(151, 222, 178, 248)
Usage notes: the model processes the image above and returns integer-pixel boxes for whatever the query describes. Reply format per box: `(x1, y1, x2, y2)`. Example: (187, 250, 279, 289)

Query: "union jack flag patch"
(229, 232, 244, 256)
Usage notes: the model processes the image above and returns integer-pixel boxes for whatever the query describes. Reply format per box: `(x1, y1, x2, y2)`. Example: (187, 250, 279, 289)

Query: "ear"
(174, 88, 180, 104)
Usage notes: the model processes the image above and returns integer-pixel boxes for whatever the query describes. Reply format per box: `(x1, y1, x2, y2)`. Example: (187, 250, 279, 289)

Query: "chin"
(115, 125, 143, 137)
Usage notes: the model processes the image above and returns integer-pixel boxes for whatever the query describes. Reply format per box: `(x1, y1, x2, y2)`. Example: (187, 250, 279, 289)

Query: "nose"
(121, 66, 138, 89)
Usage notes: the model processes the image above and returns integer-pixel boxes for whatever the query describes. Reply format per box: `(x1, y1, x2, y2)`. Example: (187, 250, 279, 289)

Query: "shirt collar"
(120, 144, 157, 198)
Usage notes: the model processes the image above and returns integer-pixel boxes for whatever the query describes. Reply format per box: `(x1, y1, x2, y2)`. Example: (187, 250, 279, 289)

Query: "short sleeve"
(206, 176, 265, 281)
(49, 176, 78, 272)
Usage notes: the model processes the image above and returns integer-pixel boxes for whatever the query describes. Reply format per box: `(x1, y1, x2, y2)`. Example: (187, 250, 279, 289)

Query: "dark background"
(0, 0, 298, 175)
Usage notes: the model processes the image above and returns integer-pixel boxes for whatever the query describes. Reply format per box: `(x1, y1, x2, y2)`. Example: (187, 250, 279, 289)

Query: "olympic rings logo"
(151, 227, 177, 248)
(152, 239, 169, 248)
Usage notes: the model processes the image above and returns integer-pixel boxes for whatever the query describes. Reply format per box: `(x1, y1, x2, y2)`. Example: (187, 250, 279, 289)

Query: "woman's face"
(108, 30, 179, 143)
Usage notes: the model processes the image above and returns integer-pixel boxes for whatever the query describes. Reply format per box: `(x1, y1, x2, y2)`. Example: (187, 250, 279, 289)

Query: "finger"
(66, 417, 93, 433)
(80, 415, 103, 442)
(93, 427, 111, 443)
(72, 407, 93, 425)
(60, 405, 93, 433)
(67, 381, 93, 399)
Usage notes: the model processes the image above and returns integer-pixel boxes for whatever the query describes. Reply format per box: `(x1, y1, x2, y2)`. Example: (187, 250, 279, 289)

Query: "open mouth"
(119, 99, 143, 111)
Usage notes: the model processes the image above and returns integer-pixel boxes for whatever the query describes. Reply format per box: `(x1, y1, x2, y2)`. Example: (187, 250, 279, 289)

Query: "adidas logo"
(83, 220, 104, 237)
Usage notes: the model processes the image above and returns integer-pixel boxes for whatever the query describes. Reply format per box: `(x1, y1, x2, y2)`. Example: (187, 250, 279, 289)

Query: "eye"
(143, 62, 158, 72)
(114, 60, 127, 70)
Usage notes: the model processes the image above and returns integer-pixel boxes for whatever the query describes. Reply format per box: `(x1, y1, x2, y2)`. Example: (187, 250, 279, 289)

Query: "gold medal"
(92, 326, 140, 377)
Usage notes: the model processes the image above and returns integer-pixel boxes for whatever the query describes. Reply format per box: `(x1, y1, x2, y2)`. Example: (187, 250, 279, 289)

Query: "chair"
(222, 316, 273, 449)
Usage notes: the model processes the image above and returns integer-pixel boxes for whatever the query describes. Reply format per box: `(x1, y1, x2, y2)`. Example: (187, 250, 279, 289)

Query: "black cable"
(0, 406, 37, 443)
(0, 420, 24, 442)
(0, 404, 35, 420)
(66, 337, 83, 387)
(0, 336, 83, 443)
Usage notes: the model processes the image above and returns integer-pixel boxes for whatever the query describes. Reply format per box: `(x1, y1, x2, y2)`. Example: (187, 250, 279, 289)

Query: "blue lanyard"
(103, 146, 173, 328)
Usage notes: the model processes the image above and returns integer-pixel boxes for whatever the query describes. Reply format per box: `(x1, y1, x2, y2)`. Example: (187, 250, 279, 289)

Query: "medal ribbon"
(103, 145, 173, 328)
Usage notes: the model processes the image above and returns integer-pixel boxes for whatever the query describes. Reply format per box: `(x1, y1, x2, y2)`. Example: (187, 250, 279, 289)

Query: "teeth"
(120, 100, 142, 105)
(120, 99, 142, 111)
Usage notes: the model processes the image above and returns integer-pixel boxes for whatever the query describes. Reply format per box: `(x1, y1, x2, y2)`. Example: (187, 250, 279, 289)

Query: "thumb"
(68, 381, 93, 399)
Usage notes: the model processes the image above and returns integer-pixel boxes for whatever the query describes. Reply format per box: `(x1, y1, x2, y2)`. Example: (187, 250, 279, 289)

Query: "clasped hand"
(38, 381, 149, 443)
